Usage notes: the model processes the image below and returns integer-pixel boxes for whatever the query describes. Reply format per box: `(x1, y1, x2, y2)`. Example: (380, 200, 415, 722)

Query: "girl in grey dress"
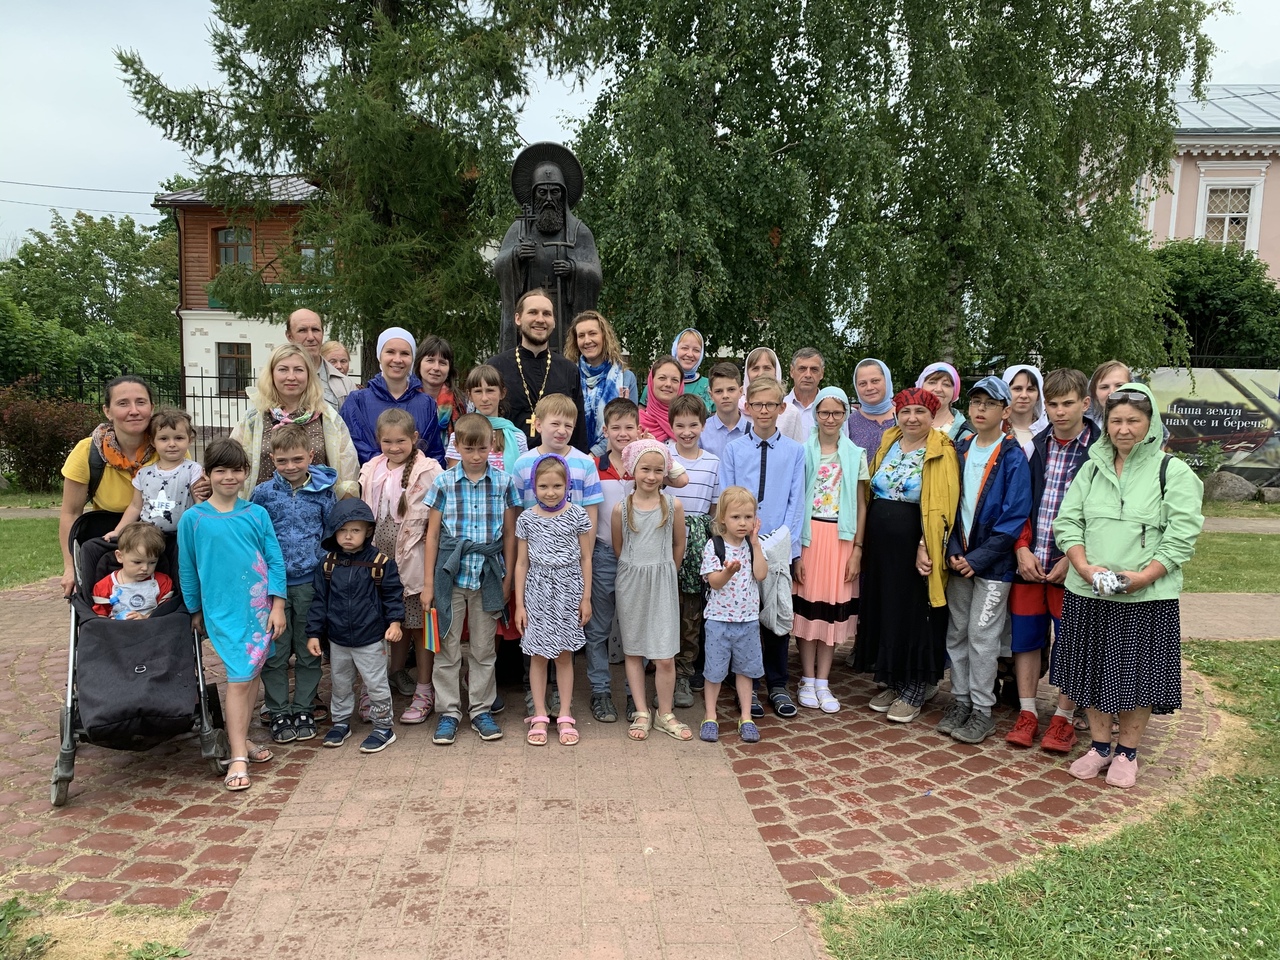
(612, 440, 691, 742)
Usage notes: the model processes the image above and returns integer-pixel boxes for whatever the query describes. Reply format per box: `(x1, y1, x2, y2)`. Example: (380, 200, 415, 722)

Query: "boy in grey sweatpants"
(938, 377, 1032, 745)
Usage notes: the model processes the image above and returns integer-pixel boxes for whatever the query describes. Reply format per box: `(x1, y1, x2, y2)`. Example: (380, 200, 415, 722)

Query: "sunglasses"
(1106, 390, 1152, 409)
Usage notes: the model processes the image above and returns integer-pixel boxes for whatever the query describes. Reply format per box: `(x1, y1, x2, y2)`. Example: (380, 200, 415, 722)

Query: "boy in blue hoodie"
(305, 498, 405, 753)
(938, 377, 1032, 745)
(250, 424, 338, 743)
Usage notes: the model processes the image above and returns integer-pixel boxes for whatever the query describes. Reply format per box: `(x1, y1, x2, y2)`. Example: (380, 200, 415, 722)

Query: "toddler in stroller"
(51, 510, 228, 807)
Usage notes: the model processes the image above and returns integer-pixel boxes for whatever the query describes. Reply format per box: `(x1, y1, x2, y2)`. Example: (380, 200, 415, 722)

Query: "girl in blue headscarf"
(845, 358, 896, 456)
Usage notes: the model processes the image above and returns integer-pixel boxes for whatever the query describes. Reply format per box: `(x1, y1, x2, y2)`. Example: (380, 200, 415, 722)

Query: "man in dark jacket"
(1007, 368, 1100, 753)
(306, 499, 405, 753)
(938, 377, 1032, 745)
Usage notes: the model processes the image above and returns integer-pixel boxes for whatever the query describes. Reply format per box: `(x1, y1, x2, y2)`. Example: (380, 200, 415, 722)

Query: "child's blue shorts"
(703, 619, 765, 684)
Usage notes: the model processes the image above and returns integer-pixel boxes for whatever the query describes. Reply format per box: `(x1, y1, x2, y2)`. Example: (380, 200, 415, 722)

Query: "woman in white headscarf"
(739, 346, 806, 442)
(1002, 364, 1049, 458)
(340, 326, 447, 466)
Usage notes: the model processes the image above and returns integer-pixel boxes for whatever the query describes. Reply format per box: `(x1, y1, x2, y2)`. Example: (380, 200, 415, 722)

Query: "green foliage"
(821, 640, 1280, 960)
(0, 379, 100, 492)
(0, 898, 51, 960)
(0, 285, 149, 384)
(127, 944, 191, 960)
(0, 211, 179, 370)
(0, 519, 61, 591)
(1155, 238, 1280, 365)
(574, 0, 1213, 380)
(117, 0, 584, 373)
(1174, 439, 1227, 478)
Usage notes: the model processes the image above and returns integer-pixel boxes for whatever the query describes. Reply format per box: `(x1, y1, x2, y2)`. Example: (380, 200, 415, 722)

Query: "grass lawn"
(1201, 500, 1280, 519)
(1183, 533, 1280, 593)
(821, 639, 1280, 960)
(0, 489, 60, 509)
(0, 517, 61, 590)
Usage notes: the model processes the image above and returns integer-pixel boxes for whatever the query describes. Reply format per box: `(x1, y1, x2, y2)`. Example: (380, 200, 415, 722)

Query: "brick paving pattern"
(0, 573, 1250, 957)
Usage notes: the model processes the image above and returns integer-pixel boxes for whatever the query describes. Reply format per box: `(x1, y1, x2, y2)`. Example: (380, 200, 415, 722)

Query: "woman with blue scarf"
(846, 358, 897, 456)
(793, 387, 869, 714)
(566, 311, 638, 456)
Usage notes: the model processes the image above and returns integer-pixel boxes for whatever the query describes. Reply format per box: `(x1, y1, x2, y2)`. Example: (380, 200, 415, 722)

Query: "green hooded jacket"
(1052, 383, 1204, 603)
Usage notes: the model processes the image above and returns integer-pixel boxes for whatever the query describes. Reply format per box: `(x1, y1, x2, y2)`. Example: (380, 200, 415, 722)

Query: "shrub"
(0, 378, 100, 492)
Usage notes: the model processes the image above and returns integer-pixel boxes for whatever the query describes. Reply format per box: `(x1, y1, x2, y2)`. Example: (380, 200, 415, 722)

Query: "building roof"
(152, 175, 317, 207)
(1176, 84, 1280, 134)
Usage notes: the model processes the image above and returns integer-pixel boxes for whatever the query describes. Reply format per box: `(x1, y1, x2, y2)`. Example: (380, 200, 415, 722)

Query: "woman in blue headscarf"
(565, 310, 639, 456)
(846, 358, 897, 456)
(642, 327, 714, 413)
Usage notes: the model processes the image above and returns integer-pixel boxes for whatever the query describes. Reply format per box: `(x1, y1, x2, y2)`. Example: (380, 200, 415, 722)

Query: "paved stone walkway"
(0, 575, 1254, 958)
(1201, 516, 1280, 534)
(1180, 593, 1280, 640)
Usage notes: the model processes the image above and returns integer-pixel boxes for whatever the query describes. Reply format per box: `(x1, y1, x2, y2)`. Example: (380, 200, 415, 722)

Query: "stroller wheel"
(50, 778, 69, 807)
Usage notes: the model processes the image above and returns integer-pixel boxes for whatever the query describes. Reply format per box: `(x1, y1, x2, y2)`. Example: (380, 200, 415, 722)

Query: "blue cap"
(968, 376, 1011, 404)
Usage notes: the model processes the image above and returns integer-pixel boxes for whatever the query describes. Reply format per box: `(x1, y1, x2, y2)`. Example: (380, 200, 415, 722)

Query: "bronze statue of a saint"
(496, 142, 602, 354)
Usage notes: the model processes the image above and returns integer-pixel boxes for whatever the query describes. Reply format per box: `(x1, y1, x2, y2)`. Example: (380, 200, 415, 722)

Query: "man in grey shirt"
(286, 308, 352, 411)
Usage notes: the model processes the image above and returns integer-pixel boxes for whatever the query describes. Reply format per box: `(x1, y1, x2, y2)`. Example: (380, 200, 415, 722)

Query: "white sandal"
(797, 681, 819, 709)
(817, 686, 841, 714)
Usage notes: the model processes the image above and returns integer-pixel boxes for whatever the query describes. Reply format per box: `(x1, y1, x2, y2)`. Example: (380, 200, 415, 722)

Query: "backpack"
(86, 444, 107, 505)
(710, 535, 755, 567)
(1084, 453, 1173, 500)
(321, 551, 390, 584)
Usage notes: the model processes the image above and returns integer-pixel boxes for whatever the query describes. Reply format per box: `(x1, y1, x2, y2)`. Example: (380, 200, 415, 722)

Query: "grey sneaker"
(886, 699, 921, 723)
(951, 709, 997, 744)
(937, 700, 972, 736)
(389, 668, 416, 697)
(923, 683, 940, 703)
(673, 677, 695, 709)
(868, 687, 899, 713)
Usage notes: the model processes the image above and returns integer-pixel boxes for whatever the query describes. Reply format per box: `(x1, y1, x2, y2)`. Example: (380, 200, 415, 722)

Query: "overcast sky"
(2, 0, 1278, 248)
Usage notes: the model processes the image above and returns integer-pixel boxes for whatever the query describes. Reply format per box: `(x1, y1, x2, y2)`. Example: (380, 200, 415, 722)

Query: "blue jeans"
(582, 539, 618, 695)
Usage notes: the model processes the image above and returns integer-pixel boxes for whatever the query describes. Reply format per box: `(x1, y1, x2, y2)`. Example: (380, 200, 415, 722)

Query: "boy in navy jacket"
(306, 499, 405, 753)
(937, 377, 1032, 745)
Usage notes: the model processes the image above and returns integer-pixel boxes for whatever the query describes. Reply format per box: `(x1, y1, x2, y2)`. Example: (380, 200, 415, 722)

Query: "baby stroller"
(50, 511, 228, 806)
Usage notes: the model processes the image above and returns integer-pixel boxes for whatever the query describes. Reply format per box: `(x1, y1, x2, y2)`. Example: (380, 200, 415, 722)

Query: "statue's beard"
(535, 204, 564, 234)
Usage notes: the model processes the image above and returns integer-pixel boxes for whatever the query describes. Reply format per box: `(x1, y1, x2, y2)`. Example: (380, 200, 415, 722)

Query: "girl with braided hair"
(358, 409, 443, 723)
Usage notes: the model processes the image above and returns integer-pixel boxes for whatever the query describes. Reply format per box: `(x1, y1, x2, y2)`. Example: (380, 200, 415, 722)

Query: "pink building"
(1145, 85, 1280, 276)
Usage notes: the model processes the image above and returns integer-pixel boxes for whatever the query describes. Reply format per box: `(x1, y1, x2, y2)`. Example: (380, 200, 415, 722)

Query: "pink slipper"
(400, 685, 435, 724)
(1105, 753, 1138, 788)
(1068, 748, 1112, 780)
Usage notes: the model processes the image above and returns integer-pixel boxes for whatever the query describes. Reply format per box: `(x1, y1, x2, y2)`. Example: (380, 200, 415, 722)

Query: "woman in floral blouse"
(849, 388, 960, 723)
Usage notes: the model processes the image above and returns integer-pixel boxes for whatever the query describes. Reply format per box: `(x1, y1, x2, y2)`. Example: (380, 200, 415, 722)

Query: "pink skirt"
(791, 519, 859, 646)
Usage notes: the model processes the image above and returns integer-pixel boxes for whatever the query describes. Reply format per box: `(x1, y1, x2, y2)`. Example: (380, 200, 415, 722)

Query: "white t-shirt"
(667, 445, 720, 516)
(132, 460, 203, 532)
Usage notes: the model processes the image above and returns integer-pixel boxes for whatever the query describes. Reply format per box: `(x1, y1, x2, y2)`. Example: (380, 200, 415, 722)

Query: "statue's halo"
(511, 142, 584, 209)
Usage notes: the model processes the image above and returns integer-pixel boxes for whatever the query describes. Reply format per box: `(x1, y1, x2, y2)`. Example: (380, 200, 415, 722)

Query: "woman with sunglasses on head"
(1050, 384, 1203, 788)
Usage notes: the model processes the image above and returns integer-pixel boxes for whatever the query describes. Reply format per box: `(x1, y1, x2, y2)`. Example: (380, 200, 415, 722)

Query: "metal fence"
(17, 369, 256, 456)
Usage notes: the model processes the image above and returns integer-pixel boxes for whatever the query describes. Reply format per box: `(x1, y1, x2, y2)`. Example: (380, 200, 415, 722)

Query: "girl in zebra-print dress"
(514, 454, 594, 746)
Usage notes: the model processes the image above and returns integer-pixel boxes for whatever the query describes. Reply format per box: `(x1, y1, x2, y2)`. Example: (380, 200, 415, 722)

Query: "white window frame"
(1193, 161, 1269, 252)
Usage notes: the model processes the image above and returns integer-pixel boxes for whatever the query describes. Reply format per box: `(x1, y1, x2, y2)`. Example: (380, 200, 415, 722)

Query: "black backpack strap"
(322, 552, 338, 580)
(712, 535, 725, 565)
(1159, 453, 1172, 501)
(86, 443, 106, 504)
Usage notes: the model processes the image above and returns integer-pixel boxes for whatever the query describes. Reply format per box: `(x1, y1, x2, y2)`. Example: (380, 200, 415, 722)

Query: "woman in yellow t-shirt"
(59, 376, 157, 596)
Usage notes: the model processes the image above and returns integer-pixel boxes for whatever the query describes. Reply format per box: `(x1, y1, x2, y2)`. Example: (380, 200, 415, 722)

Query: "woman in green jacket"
(1050, 383, 1203, 789)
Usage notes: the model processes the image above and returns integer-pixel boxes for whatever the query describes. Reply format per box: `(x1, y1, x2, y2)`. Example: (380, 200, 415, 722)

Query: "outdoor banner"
(1148, 367, 1280, 487)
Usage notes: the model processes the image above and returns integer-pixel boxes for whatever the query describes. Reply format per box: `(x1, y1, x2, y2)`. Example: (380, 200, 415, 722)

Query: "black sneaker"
(323, 723, 351, 748)
(269, 713, 297, 743)
(491, 693, 506, 715)
(625, 694, 638, 722)
(292, 710, 317, 741)
(689, 673, 705, 692)
(359, 727, 397, 753)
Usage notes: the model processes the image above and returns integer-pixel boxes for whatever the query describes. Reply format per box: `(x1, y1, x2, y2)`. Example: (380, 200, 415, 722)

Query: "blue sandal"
(738, 721, 761, 743)
(699, 720, 719, 743)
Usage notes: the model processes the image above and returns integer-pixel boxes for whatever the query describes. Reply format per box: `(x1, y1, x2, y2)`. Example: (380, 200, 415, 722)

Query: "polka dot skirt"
(1050, 592, 1182, 715)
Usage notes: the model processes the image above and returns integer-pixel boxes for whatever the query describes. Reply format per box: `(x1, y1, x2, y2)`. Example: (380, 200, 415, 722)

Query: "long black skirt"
(850, 498, 948, 688)
(1050, 591, 1182, 714)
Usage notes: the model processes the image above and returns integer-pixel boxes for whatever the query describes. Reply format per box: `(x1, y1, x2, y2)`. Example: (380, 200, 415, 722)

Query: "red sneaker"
(1040, 714, 1078, 754)
(1004, 709, 1039, 748)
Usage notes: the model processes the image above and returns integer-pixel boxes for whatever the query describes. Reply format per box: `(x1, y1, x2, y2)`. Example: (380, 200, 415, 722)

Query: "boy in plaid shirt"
(421, 414, 521, 745)
(1007, 368, 1100, 753)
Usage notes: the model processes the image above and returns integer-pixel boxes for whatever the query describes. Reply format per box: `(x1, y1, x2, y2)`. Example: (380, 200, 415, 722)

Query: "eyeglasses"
(747, 401, 780, 413)
(815, 409, 846, 421)
(968, 398, 1003, 411)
